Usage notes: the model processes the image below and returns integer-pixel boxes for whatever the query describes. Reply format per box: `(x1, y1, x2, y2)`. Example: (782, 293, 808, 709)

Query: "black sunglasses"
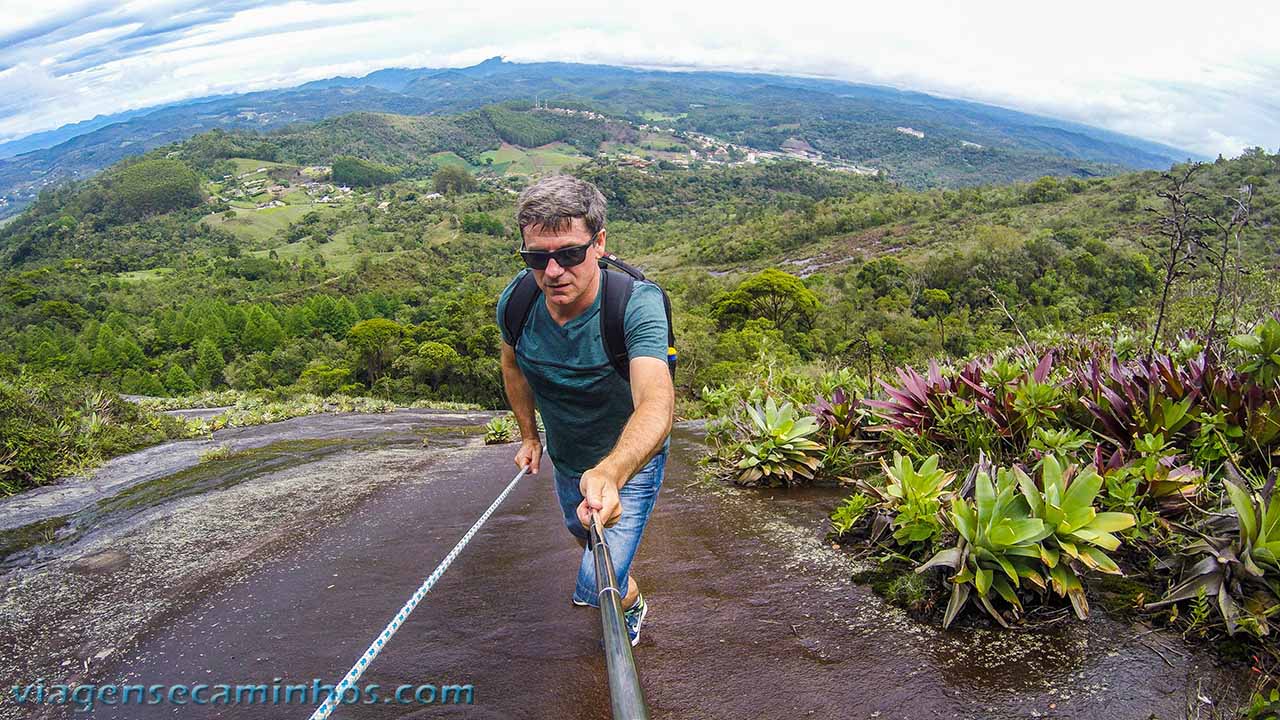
(518, 233, 599, 270)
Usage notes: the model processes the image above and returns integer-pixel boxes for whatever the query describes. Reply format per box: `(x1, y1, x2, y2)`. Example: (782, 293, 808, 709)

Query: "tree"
(297, 361, 352, 395)
(332, 156, 399, 187)
(1144, 165, 1208, 354)
(461, 213, 506, 236)
(310, 296, 358, 337)
(412, 341, 462, 390)
(109, 159, 204, 219)
(920, 288, 951, 347)
(433, 165, 477, 195)
(89, 326, 120, 374)
(1023, 176, 1067, 204)
(283, 306, 315, 337)
(712, 269, 819, 333)
(347, 318, 403, 384)
(164, 365, 197, 395)
(113, 333, 146, 371)
(241, 307, 284, 353)
(192, 337, 225, 389)
(121, 369, 166, 396)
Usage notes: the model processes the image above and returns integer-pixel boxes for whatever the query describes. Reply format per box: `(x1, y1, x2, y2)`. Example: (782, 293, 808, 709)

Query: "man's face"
(522, 217, 605, 310)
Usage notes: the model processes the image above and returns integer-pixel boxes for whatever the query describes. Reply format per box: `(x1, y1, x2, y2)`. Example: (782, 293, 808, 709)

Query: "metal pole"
(590, 512, 650, 720)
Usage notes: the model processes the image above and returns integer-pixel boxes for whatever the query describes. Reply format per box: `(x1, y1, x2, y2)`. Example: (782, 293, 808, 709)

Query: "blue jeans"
(555, 450, 667, 608)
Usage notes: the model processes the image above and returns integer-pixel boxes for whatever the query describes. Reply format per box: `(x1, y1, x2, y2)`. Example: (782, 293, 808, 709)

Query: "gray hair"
(515, 175, 607, 240)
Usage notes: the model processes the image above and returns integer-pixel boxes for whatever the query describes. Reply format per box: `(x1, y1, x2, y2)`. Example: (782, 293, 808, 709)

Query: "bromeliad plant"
(1015, 455, 1136, 619)
(1111, 433, 1203, 517)
(916, 455, 1135, 627)
(1029, 427, 1091, 459)
(864, 361, 963, 436)
(861, 453, 955, 546)
(916, 461, 1053, 628)
(963, 352, 1063, 446)
(483, 414, 518, 445)
(1149, 468, 1280, 636)
(735, 397, 825, 486)
(1072, 354, 1199, 457)
(810, 387, 869, 445)
(867, 351, 1074, 461)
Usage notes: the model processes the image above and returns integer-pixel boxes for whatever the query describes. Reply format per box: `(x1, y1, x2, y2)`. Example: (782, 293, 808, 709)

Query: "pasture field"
(202, 203, 342, 245)
(477, 142, 586, 176)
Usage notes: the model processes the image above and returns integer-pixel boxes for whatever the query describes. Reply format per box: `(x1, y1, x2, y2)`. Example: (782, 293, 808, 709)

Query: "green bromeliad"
(1015, 455, 1136, 619)
(917, 455, 1135, 627)
(862, 452, 955, 545)
(917, 463, 1050, 628)
(736, 396, 825, 486)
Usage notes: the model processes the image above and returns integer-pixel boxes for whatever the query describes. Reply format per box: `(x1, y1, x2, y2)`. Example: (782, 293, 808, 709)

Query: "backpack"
(501, 254, 677, 382)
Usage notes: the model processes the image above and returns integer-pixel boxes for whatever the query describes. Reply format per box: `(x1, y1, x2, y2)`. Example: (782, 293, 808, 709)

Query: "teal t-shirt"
(497, 268, 671, 475)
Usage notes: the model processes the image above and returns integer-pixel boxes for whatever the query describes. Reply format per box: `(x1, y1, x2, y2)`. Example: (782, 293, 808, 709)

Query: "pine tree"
(335, 298, 360, 335)
(192, 338, 226, 389)
(283, 306, 315, 338)
(241, 307, 284, 353)
(310, 296, 342, 337)
(115, 334, 146, 369)
(90, 326, 119, 374)
(164, 365, 197, 395)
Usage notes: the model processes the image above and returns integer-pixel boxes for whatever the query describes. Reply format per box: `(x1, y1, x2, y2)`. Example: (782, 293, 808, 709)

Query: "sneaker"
(572, 597, 591, 607)
(623, 593, 648, 647)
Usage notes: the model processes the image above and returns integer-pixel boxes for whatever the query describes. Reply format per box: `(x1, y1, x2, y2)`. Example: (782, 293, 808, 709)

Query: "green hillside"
(0, 109, 1275, 496)
(0, 58, 1198, 221)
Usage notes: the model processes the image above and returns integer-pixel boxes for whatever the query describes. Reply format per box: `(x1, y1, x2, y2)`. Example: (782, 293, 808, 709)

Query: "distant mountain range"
(0, 57, 1200, 219)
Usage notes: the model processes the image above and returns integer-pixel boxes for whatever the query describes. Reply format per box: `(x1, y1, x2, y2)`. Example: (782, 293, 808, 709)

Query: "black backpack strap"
(501, 270, 541, 350)
(598, 255, 677, 382)
(600, 254, 646, 281)
(599, 265, 636, 381)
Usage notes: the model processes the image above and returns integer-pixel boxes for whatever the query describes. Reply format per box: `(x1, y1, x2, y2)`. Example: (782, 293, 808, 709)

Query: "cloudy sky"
(0, 0, 1276, 156)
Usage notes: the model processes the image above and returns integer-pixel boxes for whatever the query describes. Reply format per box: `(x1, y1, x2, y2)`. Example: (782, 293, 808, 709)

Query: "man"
(497, 175, 674, 646)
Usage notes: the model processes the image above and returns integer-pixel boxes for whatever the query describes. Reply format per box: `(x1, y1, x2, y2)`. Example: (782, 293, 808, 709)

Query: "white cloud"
(0, 0, 1276, 156)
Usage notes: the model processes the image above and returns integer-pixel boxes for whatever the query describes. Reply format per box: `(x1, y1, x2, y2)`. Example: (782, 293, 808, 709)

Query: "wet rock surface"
(0, 416, 1248, 719)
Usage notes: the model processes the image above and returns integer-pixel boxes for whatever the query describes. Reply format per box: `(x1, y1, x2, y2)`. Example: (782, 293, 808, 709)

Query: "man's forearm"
(595, 397, 672, 486)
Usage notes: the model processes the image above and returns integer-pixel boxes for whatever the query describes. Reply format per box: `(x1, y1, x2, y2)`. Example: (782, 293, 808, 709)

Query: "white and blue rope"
(307, 465, 529, 720)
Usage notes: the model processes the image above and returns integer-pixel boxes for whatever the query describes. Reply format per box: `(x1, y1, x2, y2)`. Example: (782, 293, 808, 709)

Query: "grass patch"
(203, 203, 340, 245)
(199, 444, 235, 463)
(428, 151, 474, 169)
(280, 189, 312, 205)
(852, 559, 938, 617)
(117, 267, 173, 283)
(477, 143, 586, 176)
(227, 157, 295, 176)
(252, 230, 357, 268)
